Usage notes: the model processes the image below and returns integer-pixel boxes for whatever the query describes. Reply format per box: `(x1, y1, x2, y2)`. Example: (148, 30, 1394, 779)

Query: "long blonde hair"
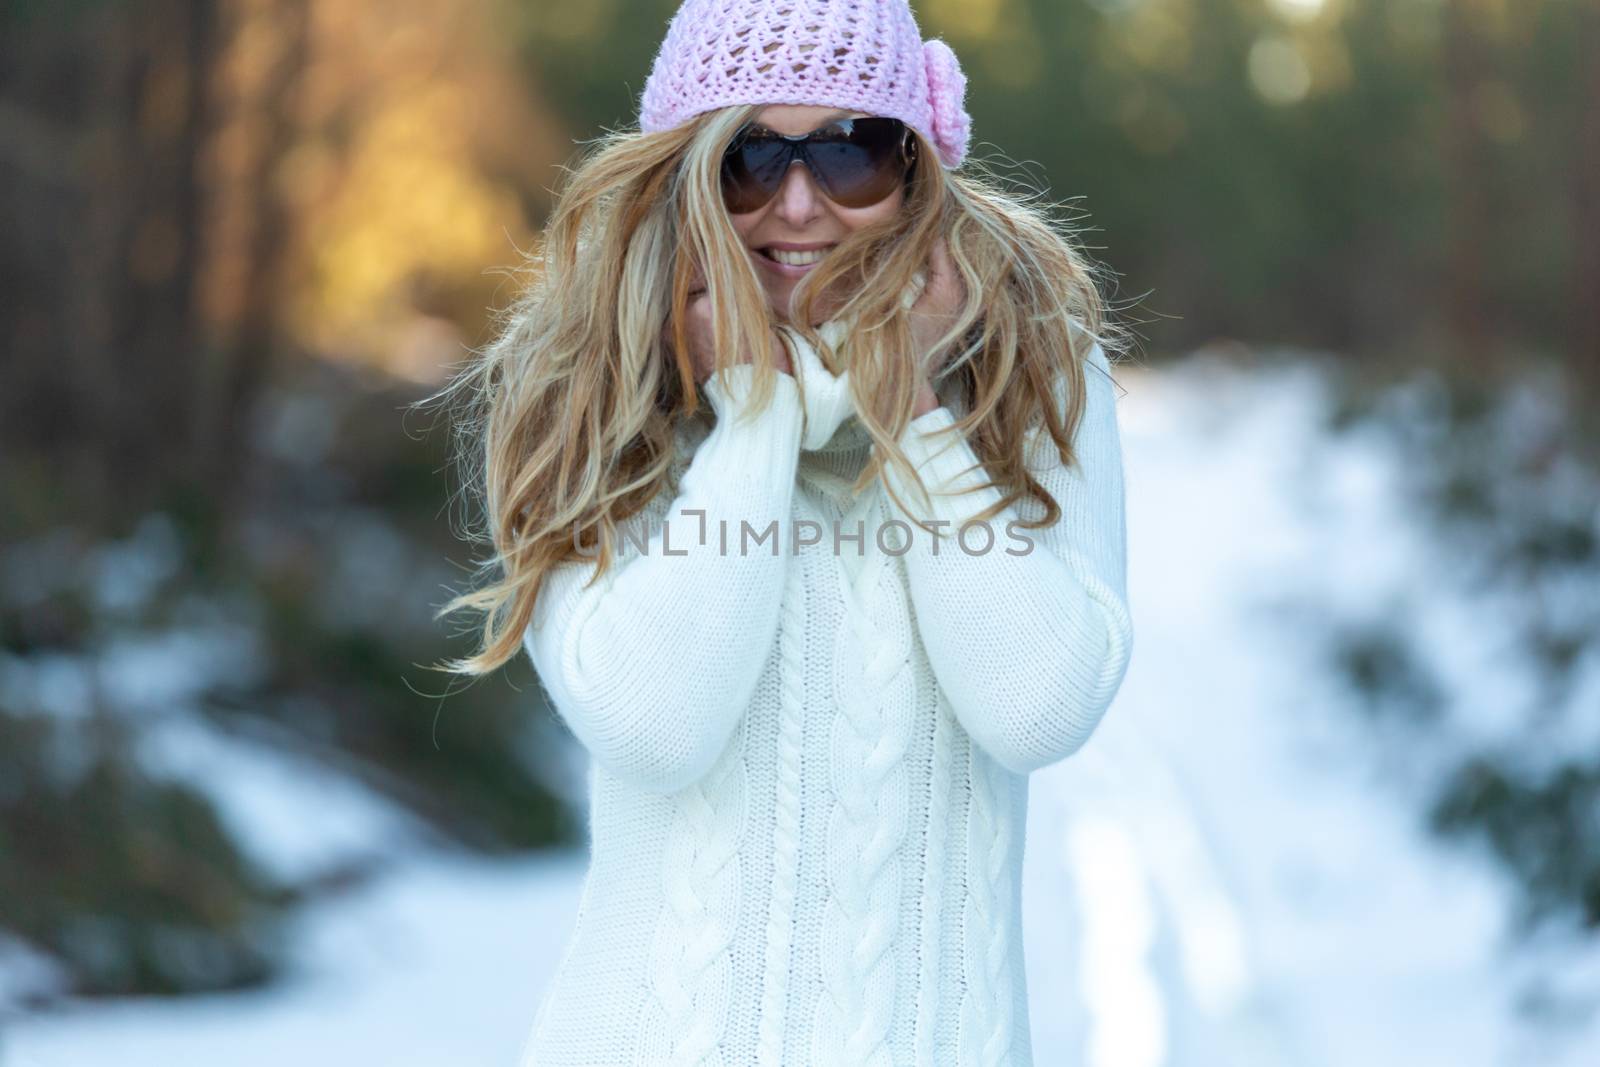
(423, 103, 1133, 677)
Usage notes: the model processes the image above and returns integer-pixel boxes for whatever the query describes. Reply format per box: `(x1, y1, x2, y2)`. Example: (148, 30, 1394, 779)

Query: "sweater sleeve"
(522, 363, 805, 794)
(879, 340, 1134, 775)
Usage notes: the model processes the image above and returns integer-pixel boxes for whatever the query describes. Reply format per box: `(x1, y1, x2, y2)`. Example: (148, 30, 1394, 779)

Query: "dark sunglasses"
(720, 115, 917, 213)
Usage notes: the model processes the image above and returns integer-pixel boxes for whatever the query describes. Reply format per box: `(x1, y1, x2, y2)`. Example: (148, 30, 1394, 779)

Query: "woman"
(434, 1, 1136, 1063)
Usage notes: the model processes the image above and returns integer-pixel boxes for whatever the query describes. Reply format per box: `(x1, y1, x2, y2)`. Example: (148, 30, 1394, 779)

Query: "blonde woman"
(435, 1, 1136, 1063)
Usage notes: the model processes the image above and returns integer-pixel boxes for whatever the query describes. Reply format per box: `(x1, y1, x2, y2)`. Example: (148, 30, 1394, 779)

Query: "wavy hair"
(423, 102, 1133, 677)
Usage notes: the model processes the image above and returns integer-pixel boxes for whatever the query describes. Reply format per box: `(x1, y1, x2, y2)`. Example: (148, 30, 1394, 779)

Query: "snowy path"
(1020, 353, 1598, 1067)
(6, 353, 1597, 1066)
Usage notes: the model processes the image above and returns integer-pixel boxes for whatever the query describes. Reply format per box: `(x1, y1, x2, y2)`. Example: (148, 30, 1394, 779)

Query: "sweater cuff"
(782, 321, 858, 452)
(881, 405, 1007, 531)
(700, 363, 806, 482)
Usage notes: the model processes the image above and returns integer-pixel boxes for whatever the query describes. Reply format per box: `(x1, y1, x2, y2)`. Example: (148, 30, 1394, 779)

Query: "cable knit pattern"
(637, 0, 974, 169)
(641, 719, 747, 1064)
(755, 559, 808, 1066)
(518, 307, 1133, 1065)
(811, 482, 915, 1066)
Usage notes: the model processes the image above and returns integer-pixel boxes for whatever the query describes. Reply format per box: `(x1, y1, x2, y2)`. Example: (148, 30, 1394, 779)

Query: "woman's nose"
(771, 161, 824, 223)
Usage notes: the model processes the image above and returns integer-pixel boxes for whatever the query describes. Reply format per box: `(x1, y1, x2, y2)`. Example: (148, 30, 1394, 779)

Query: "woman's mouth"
(755, 244, 837, 276)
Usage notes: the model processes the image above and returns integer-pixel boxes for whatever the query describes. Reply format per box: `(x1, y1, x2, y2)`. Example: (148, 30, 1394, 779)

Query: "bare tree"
(0, 0, 222, 524)
(1576, 1, 1600, 404)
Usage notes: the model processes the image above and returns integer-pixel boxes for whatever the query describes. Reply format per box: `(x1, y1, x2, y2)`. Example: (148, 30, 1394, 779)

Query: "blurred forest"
(1, 0, 1596, 1007)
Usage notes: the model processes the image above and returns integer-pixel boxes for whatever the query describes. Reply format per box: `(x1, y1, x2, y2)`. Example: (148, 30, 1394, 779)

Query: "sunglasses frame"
(720, 115, 918, 213)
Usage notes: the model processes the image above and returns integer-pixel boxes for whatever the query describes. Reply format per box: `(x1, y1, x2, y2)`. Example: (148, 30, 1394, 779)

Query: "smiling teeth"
(767, 246, 832, 266)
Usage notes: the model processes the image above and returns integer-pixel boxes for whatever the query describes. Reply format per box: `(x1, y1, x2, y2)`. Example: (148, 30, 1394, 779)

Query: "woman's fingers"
(925, 235, 965, 309)
(674, 294, 795, 386)
(906, 236, 967, 388)
(910, 237, 964, 324)
(768, 326, 794, 377)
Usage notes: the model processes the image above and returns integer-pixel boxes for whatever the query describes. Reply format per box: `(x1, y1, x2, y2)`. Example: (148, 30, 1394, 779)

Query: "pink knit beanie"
(638, 0, 973, 170)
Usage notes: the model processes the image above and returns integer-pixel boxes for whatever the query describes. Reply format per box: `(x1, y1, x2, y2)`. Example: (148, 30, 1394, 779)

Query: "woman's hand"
(906, 237, 967, 417)
(666, 286, 793, 387)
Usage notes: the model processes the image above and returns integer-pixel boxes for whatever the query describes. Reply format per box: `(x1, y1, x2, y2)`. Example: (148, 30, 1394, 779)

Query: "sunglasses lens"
(721, 118, 910, 212)
(721, 133, 788, 213)
(809, 118, 910, 207)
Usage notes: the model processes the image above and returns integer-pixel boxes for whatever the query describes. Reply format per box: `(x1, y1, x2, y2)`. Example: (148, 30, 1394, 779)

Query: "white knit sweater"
(518, 317, 1134, 1066)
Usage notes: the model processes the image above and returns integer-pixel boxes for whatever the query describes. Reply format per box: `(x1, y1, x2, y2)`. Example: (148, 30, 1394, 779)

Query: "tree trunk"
(1575, 3, 1600, 406)
(1440, 0, 1496, 378)
(97, 0, 218, 514)
(194, 0, 310, 511)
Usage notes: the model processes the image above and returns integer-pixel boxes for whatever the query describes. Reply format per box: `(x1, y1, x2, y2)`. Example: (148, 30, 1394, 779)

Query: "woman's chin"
(761, 288, 798, 323)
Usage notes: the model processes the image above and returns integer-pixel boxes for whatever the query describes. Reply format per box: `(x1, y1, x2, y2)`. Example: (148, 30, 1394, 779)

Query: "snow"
(1, 852, 584, 1067)
(133, 711, 429, 884)
(5, 351, 1598, 1066)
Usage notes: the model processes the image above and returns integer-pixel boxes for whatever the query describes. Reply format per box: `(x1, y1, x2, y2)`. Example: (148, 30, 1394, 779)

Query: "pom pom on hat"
(922, 39, 971, 169)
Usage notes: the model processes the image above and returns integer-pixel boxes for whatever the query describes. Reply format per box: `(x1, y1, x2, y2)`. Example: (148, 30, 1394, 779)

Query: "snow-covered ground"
(5, 350, 1598, 1066)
